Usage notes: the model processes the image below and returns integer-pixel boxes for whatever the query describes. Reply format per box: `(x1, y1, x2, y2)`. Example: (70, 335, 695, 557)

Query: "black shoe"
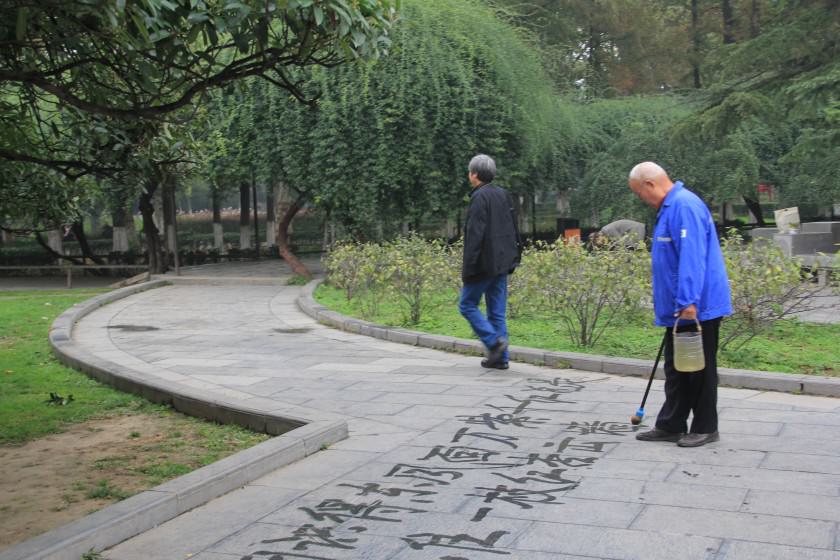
(636, 428, 682, 442)
(486, 336, 508, 366)
(677, 432, 720, 447)
(481, 358, 509, 370)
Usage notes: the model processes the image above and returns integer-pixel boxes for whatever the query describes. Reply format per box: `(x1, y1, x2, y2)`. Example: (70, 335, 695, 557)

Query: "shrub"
(720, 229, 819, 349)
(382, 234, 454, 326)
(324, 234, 457, 325)
(323, 241, 390, 319)
(514, 238, 650, 347)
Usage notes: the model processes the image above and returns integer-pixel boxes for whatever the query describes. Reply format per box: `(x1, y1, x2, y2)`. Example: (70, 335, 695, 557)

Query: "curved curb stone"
(1, 280, 348, 560)
(297, 279, 840, 398)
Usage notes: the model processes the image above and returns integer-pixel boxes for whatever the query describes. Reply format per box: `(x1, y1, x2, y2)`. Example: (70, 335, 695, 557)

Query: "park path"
(60, 260, 840, 560)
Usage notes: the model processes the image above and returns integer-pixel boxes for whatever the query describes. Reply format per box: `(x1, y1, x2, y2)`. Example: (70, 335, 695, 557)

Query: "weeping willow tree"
(305, 0, 572, 238)
(201, 0, 573, 275)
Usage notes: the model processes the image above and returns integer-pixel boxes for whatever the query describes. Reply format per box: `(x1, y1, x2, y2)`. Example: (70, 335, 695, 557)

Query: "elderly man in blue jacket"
(459, 154, 521, 369)
(629, 162, 732, 447)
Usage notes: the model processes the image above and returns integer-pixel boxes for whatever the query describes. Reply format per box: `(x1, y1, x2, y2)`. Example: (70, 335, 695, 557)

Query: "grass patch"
(0, 289, 153, 444)
(0, 289, 274, 549)
(314, 283, 840, 376)
(85, 479, 132, 501)
(287, 274, 311, 286)
(0, 289, 273, 449)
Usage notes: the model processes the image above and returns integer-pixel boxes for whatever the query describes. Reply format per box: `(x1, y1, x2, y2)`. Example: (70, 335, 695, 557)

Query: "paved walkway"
(58, 261, 840, 559)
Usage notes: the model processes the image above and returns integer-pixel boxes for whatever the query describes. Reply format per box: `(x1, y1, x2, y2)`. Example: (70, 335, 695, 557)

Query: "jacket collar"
(656, 181, 683, 223)
(469, 182, 491, 197)
(661, 181, 683, 208)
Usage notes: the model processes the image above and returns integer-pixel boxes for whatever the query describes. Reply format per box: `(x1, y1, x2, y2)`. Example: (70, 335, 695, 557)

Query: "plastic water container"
(673, 319, 705, 373)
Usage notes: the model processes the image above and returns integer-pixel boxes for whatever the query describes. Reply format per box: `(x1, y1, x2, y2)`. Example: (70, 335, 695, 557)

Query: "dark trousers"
(459, 274, 509, 361)
(656, 317, 721, 434)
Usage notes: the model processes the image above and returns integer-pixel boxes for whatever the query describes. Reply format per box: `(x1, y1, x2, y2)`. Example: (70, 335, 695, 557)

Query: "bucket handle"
(672, 317, 702, 335)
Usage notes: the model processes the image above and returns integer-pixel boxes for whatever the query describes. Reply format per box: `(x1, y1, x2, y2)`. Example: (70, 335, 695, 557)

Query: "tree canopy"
(204, 0, 571, 242)
(0, 0, 398, 239)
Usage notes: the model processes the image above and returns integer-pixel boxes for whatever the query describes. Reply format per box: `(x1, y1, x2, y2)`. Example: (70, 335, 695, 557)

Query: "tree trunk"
(750, 0, 760, 37)
(163, 173, 180, 274)
(88, 211, 101, 239)
(252, 176, 260, 258)
(239, 181, 251, 249)
(531, 192, 538, 238)
(444, 217, 456, 239)
(265, 184, 276, 248)
(111, 208, 134, 253)
(274, 183, 310, 278)
(36, 232, 84, 264)
(722, 0, 736, 44)
(212, 184, 225, 253)
(139, 181, 166, 274)
(153, 188, 164, 232)
(162, 175, 176, 255)
(71, 220, 104, 265)
(742, 195, 765, 225)
(588, 25, 606, 94)
(691, 0, 702, 88)
(47, 229, 63, 259)
(125, 206, 138, 248)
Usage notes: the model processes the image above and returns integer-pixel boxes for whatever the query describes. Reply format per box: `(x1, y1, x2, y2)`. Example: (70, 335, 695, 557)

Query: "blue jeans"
(459, 274, 509, 361)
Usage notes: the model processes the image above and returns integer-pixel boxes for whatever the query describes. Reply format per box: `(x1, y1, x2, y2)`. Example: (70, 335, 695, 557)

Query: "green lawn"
(0, 290, 268, 449)
(315, 284, 840, 376)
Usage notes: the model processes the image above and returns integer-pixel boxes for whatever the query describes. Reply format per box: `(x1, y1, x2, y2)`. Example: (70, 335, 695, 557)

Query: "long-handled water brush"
(630, 332, 668, 425)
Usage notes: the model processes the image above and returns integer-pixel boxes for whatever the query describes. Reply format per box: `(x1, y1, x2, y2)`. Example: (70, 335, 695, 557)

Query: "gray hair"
(468, 154, 496, 183)
(629, 161, 668, 182)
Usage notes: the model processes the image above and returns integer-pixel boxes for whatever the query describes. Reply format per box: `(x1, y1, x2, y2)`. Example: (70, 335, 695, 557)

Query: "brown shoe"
(635, 428, 682, 442)
(677, 432, 720, 447)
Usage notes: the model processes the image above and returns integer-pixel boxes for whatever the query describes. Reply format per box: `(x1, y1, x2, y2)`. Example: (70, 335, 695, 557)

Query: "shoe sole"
(482, 362, 509, 370)
(636, 435, 681, 442)
(677, 434, 720, 447)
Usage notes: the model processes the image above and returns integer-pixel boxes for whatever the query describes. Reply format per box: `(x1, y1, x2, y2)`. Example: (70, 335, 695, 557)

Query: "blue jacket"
(651, 181, 732, 327)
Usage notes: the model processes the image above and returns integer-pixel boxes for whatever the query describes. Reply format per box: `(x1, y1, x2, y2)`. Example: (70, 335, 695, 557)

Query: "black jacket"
(462, 183, 521, 283)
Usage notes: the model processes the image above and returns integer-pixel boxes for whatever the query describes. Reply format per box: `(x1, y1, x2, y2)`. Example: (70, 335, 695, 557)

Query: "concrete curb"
(150, 274, 287, 286)
(297, 279, 840, 398)
(1, 280, 348, 560)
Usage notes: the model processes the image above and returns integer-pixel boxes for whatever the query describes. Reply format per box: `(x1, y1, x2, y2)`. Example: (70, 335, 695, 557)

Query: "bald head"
(628, 161, 674, 209)
(629, 162, 669, 183)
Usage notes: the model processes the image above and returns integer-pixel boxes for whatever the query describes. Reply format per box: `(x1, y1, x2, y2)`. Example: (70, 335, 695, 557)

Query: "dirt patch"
(0, 412, 268, 550)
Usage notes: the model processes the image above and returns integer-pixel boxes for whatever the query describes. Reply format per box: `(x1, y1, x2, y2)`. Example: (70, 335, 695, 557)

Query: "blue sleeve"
(671, 202, 709, 312)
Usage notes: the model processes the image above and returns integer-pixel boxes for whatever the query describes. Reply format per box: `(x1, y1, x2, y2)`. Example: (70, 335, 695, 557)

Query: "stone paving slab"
(6, 261, 840, 560)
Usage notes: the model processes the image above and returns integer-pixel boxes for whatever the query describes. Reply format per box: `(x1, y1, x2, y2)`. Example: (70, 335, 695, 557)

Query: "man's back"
(462, 183, 520, 283)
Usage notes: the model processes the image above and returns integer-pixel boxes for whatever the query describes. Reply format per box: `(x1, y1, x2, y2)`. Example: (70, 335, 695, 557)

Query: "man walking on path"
(459, 154, 521, 369)
(629, 161, 732, 447)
